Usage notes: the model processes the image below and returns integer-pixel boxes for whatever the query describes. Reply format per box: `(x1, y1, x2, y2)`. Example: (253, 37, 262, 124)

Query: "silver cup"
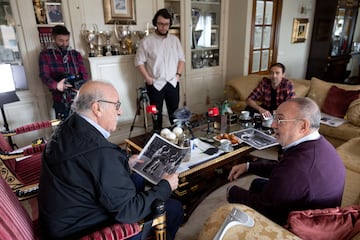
(80, 24, 98, 57)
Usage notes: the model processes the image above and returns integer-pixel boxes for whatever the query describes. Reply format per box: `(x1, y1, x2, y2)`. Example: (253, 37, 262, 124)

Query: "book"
(232, 128, 278, 150)
(131, 133, 190, 185)
(320, 112, 347, 127)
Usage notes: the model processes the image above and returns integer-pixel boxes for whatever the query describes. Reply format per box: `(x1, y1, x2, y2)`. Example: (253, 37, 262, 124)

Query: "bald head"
(71, 81, 122, 133)
(72, 81, 117, 114)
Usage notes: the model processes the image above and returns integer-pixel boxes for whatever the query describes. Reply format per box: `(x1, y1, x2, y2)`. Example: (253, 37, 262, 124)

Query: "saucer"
(239, 116, 252, 121)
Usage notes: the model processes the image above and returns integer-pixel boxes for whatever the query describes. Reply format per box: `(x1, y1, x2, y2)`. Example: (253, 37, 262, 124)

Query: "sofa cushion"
(321, 86, 360, 118)
(286, 206, 360, 240)
(226, 74, 263, 100)
(307, 77, 360, 108)
(291, 79, 311, 97)
(347, 99, 360, 127)
(336, 137, 360, 206)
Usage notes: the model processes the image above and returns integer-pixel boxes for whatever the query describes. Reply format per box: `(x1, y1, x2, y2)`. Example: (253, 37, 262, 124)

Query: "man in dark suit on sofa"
(227, 97, 346, 225)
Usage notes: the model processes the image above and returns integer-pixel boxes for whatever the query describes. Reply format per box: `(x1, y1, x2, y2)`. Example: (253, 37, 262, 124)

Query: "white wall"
(225, 0, 316, 80)
(277, 0, 315, 79)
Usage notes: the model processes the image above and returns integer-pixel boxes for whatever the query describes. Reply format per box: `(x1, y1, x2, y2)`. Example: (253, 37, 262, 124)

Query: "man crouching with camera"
(39, 25, 88, 120)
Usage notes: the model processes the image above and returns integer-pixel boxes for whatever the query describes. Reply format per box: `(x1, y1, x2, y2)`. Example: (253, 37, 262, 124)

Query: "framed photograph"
(103, 0, 136, 24)
(173, 13, 180, 26)
(211, 29, 218, 47)
(208, 12, 216, 25)
(45, 2, 64, 25)
(291, 18, 309, 43)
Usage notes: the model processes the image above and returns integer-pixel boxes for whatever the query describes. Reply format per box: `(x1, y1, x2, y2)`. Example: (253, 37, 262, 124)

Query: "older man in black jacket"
(38, 81, 183, 239)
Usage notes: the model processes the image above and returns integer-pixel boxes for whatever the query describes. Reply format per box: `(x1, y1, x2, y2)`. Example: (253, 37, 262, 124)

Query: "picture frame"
(173, 13, 180, 26)
(211, 29, 218, 47)
(103, 0, 136, 24)
(291, 18, 309, 43)
(45, 2, 64, 25)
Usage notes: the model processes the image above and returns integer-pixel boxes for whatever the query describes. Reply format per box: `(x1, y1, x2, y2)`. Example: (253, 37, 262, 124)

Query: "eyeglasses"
(273, 115, 303, 125)
(157, 22, 170, 27)
(97, 100, 121, 111)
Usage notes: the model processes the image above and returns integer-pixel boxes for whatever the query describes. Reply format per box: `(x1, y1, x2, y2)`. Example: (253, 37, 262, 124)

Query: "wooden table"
(125, 131, 254, 222)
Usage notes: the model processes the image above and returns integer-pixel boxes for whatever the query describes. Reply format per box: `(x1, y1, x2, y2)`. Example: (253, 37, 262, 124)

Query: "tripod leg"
(129, 101, 142, 138)
(143, 101, 149, 132)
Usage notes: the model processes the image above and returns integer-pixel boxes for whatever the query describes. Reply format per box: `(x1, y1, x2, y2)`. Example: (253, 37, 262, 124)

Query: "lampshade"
(0, 64, 19, 107)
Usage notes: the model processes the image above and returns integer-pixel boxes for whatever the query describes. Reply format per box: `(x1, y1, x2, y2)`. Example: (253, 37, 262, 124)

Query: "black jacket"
(38, 113, 172, 239)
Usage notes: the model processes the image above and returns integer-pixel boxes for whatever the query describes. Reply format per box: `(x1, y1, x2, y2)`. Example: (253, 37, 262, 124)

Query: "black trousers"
(146, 82, 179, 130)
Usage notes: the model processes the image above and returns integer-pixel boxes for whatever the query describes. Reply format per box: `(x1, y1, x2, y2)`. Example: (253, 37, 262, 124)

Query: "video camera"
(64, 74, 86, 90)
(137, 87, 149, 103)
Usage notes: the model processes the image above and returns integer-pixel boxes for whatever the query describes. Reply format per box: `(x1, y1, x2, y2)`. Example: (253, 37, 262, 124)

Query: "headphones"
(152, 8, 173, 27)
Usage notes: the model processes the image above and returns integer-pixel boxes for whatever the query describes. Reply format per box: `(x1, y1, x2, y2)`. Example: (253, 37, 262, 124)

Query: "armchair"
(0, 120, 60, 191)
(0, 175, 167, 240)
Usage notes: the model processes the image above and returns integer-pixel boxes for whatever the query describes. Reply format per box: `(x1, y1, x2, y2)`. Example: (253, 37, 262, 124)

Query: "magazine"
(320, 112, 347, 127)
(232, 128, 278, 150)
(132, 133, 190, 185)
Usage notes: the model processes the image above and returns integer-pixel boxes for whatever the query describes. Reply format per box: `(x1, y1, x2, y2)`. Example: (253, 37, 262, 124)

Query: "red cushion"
(322, 86, 360, 118)
(15, 153, 42, 185)
(286, 205, 360, 240)
(80, 222, 141, 240)
(0, 176, 35, 239)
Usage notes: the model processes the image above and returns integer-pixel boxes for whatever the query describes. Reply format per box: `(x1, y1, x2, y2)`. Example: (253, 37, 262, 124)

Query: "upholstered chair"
(0, 120, 60, 191)
(0, 175, 167, 240)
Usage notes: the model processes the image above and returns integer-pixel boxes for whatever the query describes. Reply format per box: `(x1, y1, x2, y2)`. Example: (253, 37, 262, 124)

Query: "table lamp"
(0, 64, 20, 148)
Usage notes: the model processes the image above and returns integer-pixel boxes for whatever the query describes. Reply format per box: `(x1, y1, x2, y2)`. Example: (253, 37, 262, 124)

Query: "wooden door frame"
(248, 0, 283, 75)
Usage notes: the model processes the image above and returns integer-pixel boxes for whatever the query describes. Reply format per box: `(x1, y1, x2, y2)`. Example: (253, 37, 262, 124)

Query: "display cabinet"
(306, 0, 359, 83)
(32, 0, 64, 49)
(164, 0, 226, 113)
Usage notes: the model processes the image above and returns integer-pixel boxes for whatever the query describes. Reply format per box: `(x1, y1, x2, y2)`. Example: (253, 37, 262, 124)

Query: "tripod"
(129, 87, 151, 138)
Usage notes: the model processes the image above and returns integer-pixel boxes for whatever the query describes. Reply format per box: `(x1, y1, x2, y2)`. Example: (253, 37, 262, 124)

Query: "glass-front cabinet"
(163, 0, 225, 113)
(164, 0, 222, 70)
(330, 0, 359, 57)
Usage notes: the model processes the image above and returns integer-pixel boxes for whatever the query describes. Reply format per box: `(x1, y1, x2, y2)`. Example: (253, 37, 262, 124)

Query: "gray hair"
(287, 97, 321, 129)
(71, 86, 103, 113)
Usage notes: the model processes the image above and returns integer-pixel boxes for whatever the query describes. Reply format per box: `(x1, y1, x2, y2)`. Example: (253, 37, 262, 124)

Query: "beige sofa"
(198, 137, 360, 240)
(226, 75, 360, 147)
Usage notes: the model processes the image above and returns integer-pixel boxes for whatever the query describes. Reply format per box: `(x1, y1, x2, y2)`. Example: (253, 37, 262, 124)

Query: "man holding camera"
(39, 25, 88, 120)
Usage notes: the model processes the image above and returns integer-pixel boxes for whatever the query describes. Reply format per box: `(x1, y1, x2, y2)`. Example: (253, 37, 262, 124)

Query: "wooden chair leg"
(152, 200, 166, 240)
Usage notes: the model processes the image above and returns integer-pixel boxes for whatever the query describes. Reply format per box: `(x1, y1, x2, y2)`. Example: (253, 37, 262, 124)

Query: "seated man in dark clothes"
(246, 62, 295, 119)
(38, 81, 183, 240)
(227, 97, 345, 226)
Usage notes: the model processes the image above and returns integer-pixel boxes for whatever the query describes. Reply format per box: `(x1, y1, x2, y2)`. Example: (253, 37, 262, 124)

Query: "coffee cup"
(219, 139, 233, 152)
(240, 110, 250, 120)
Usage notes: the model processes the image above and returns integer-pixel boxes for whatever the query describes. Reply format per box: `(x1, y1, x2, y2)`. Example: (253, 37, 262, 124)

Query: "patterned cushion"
(0, 176, 35, 239)
(198, 204, 300, 240)
(80, 222, 141, 240)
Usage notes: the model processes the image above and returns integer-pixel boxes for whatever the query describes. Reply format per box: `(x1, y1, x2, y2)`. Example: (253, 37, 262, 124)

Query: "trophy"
(114, 23, 131, 54)
(102, 30, 113, 56)
(80, 24, 98, 57)
(95, 31, 106, 57)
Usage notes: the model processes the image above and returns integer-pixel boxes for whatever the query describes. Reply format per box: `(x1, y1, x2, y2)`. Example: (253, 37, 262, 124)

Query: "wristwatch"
(176, 72, 182, 77)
